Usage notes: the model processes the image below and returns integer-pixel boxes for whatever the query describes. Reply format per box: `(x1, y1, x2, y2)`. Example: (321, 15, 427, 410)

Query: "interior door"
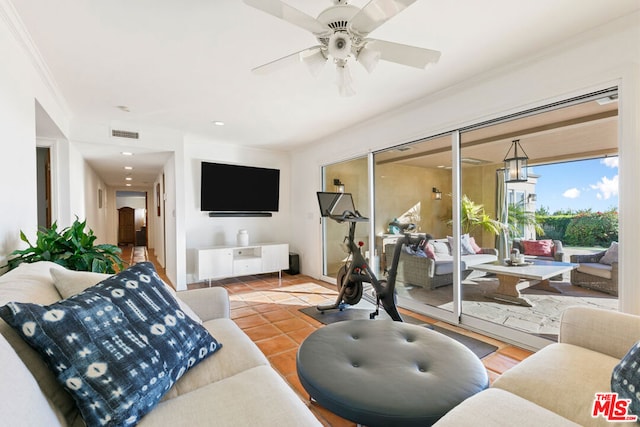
(118, 207, 135, 245)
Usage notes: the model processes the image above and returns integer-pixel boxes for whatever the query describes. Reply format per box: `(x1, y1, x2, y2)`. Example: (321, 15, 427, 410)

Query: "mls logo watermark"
(592, 392, 638, 422)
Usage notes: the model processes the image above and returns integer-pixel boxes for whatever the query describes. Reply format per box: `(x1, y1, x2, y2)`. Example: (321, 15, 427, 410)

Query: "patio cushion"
(576, 263, 612, 279)
(522, 240, 553, 257)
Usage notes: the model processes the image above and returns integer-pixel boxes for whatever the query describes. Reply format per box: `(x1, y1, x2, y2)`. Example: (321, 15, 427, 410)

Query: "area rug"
(299, 300, 498, 359)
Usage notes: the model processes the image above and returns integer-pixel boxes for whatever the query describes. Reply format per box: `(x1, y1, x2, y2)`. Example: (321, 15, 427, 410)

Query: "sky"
(530, 157, 619, 214)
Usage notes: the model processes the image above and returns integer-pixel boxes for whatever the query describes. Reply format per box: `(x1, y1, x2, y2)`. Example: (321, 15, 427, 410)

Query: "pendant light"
(504, 139, 529, 183)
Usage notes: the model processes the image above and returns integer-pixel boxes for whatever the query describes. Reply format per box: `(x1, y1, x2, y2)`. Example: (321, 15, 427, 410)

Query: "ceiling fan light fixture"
(357, 45, 380, 73)
(336, 62, 355, 97)
(328, 32, 352, 60)
(300, 48, 327, 77)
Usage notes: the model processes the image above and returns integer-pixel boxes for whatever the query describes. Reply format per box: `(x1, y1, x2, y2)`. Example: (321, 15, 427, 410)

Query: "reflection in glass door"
(373, 133, 456, 320)
(321, 157, 369, 280)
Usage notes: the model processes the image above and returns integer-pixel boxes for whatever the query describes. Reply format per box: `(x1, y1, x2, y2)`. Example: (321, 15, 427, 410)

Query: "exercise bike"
(316, 192, 430, 322)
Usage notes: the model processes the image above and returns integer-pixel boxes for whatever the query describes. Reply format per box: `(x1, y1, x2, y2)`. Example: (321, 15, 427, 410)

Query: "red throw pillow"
(469, 236, 483, 254)
(522, 240, 553, 257)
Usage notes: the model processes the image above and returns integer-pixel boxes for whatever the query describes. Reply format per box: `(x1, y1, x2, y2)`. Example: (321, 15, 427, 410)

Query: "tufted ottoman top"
(297, 319, 489, 427)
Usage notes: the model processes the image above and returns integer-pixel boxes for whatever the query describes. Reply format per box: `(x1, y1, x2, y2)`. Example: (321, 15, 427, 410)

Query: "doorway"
(116, 191, 148, 247)
(36, 147, 52, 229)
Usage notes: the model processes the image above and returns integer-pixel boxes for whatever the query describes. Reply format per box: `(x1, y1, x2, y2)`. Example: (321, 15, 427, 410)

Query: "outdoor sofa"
(386, 237, 498, 289)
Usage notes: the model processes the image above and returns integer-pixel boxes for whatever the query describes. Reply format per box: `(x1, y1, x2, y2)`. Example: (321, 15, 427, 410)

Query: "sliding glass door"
(337, 88, 621, 348)
(459, 89, 620, 344)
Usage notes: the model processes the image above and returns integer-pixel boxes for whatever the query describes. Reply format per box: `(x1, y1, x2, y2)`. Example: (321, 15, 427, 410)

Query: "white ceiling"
(12, 0, 639, 187)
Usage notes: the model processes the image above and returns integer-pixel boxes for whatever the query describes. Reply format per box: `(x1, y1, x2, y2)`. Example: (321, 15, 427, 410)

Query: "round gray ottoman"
(296, 320, 489, 427)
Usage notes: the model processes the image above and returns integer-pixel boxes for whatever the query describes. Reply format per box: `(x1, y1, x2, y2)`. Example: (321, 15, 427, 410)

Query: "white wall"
(290, 12, 640, 314)
(183, 135, 292, 285)
(0, 2, 70, 268)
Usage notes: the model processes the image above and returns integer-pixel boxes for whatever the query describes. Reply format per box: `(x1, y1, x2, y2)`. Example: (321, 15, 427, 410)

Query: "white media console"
(196, 242, 289, 284)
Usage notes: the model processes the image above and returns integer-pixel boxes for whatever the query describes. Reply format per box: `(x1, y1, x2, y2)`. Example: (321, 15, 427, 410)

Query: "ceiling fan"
(243, 0, 441, 96)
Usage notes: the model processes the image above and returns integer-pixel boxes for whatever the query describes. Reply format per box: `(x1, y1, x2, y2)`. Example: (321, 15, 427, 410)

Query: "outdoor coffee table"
(470, 260, 578, 307)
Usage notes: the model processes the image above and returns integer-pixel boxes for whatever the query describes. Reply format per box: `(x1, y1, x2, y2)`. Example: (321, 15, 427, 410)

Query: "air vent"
(328, 21, 349, 31)
(111, 129, 139, 139)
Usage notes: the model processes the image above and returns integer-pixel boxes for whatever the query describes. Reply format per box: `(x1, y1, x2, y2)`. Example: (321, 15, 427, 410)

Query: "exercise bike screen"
(317, 192, 356, 217)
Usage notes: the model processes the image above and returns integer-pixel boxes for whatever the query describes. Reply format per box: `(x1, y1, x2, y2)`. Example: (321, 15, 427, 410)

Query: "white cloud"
(601, 157, 619, 168)
(563, 188, 580, 199)
(590, 175, 619, 200)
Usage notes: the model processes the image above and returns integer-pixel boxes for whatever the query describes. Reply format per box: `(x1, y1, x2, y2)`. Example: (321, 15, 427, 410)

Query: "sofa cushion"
(433, 388, 581, 427)
(522, 240, 553, 257)
(162, 318, 269, 400)
(0, 262, 221, 427)
(140, 365, 322, 427)
(576, 263, 612, 279)
(0, 332, 64, 427)
(50, 268, 202, 324)
(611, 340, 640, 418)
(600, 242, 618, 265)
(493, 342, 620, 426)
(0, 262, 80, 424)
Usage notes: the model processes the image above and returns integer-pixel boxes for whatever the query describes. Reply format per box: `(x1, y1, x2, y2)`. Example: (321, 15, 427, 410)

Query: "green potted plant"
(5, 218, 124, 273)
(449, 195, 506, 236)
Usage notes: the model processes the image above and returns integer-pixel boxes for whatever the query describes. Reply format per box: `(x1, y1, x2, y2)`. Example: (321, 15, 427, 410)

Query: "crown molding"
(0, 0, 71, 118)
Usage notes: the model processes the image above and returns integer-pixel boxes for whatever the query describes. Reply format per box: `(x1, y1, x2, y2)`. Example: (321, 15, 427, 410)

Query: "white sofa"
(434, 306, 640, 426)
(0, 261, 321, 427)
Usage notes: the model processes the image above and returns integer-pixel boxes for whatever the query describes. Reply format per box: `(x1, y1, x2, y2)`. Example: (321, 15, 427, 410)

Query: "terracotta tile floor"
(187, 272, 534, 426)
(123, 246, 533, 425)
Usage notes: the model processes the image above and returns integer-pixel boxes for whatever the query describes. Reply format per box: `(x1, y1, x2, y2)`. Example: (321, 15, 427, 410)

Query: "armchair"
(570, 250, 618, 296)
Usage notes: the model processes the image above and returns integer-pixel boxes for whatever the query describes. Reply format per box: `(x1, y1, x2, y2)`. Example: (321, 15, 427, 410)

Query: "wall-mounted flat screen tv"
(200, 162, 280, 213)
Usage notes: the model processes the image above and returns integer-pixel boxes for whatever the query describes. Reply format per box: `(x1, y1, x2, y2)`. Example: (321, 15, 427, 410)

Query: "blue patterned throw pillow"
(0, 262, 221, 426)
(611, 340, 640, 417)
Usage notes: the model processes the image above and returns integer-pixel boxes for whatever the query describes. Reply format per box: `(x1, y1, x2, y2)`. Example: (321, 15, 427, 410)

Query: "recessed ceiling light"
(125, 183, 132, 187)
(121, 152, 133, 156)
(125, 177, 133, 181)
(124, 166, 133, 170)
(212, 121, 225, 126)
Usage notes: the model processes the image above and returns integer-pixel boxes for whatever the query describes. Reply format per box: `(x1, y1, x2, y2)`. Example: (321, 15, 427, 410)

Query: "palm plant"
(5, 218, 124, 273)
(507, 200, 544, 239)
(447, 195, 507, 236)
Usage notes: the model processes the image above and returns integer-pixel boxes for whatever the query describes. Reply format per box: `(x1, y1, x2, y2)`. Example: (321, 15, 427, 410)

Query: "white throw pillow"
(50, 268, 202, 323)
(447, 235, 477, 255)
(600, 241, 618, 265)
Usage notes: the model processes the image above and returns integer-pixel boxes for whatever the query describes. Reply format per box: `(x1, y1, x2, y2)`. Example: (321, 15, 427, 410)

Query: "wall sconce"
(504, 139, 529, 183)
(333, 179, 345, 193)
(527, 193, 537, 203)
(432, 187, 442, 200)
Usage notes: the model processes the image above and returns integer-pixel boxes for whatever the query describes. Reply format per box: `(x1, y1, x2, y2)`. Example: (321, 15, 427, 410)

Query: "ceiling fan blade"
(243, 0, 331, 36)
(366, 39, 441, 69)
(350, 0, 417, 35)
(251, 46, 324, 75)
